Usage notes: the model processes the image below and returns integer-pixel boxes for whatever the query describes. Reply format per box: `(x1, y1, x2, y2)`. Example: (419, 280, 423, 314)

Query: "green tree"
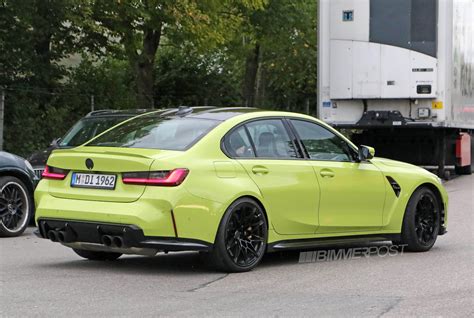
(66, 57, 136, 110)
(0, 0, 86, 156)
(228, 0, 317, 111)
(154, 46, 240, 107)
(0, 0, 83, 90)
(83, 0, 267, 108)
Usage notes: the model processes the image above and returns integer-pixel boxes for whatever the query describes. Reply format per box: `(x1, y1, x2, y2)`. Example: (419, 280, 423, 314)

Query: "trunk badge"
(85, 159, 94, 170)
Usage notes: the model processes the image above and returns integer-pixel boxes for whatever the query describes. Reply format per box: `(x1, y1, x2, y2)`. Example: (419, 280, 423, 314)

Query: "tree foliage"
(0, 0, 317, 157)
(231, 0, 317, 110)
(81, 0, 267, 107)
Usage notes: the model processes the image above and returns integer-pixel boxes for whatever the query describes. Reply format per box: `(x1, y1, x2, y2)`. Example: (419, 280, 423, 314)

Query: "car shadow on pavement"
(38, 241, 397, 274)
(38, 251, 219, 275)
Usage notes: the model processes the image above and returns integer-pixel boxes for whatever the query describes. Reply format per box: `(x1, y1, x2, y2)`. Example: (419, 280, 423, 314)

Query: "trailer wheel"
(455, 165, 472, 175)
(443, 170, 451, 180)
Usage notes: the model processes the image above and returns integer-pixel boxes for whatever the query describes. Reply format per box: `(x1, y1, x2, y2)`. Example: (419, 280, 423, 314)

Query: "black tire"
(0, 176, 32, 237)
(73, 249, 122, 261)
(455, 164, 472, 175)
(207, 198, 268, 272)
(399, 187, 441, 252)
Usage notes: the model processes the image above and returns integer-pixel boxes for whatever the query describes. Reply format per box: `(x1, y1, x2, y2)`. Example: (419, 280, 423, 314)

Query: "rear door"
(226, 118, 320, 235)
(289, 119, 386, 233)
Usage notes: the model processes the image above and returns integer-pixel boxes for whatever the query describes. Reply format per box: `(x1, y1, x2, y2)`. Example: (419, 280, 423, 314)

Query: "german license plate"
(71, 173, 116, 190)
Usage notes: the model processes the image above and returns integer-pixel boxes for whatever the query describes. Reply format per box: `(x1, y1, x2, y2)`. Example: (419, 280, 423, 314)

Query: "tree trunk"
(255, 49, 265, 107)
(32, 1, 54, 111)
(131, 26, 162, 109)
(134, 59, 155, 108)
(242, 43, 261, 108)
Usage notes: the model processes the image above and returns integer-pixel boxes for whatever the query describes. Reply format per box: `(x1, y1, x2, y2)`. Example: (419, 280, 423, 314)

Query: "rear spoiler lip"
(50, 146, 167, 160)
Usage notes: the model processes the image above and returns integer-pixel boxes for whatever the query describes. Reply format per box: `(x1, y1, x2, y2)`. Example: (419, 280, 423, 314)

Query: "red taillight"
(42, 166, 68, 180)
(122, 169, 189, 187)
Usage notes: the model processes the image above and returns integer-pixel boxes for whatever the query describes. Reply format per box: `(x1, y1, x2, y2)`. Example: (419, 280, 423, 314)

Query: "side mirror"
(358, 145, 375, 161)
(50, 138, 61, 147)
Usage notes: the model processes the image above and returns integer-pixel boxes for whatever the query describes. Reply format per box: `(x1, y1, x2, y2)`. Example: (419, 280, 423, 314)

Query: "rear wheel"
(73, 249, 122, 261)
(208, 198, 268, 272)
(398, 187, 441, 252)
(0, 176, 32, 237)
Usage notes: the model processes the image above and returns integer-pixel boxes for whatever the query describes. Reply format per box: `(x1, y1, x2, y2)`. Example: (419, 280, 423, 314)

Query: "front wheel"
(399, 187, 441, 252)
(208, 198, 268, 272)
(0, 176, 32, 237)
(73, 249, 122, 261)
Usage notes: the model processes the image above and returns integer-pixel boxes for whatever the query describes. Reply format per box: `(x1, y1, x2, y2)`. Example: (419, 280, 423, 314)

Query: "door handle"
(320, 169, 335, 178)
(252, 166, 269, 175)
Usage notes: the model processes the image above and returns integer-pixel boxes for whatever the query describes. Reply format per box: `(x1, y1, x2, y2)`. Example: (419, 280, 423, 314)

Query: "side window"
(246, 119, 298, 158)
(291, 120, 353, 162)
(224, 126, 255, 158)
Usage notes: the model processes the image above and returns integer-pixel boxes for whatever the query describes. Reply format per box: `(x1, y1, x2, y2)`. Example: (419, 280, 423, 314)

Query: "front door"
(289, 119, 385, 233)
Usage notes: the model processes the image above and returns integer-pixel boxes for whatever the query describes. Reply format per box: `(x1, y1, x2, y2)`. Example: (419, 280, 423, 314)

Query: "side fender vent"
(386, 176, 401, 197)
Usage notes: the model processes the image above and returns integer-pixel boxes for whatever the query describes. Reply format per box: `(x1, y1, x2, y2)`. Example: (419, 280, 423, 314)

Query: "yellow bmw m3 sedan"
(34, 107, 448, 272)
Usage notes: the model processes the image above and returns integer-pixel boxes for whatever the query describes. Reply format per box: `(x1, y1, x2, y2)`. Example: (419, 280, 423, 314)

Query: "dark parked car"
(0, 151, 36, 237)
(28, 109, 153, 178)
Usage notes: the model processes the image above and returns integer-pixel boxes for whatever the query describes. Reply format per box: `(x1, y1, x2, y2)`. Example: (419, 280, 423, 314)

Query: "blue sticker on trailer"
(343, 10, 353, 22)
(323, 101, 331, 108)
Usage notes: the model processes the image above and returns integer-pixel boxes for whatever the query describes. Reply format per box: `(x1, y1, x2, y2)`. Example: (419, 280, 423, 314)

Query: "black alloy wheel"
(209, 198, 268, 272)
(0, 176, 31, 237)
(414, 192, 439, 245)
(399, 187, 441, 252)
(225, 202, 266, 267)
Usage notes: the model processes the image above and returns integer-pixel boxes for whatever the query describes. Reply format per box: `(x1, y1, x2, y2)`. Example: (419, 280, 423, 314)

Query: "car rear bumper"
(35, 184, 224, 243)
(36, 219, 212, 254)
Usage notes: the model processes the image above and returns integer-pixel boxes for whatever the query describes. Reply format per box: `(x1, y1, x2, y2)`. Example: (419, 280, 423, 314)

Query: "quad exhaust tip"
(57, 231, 66, 242)
(47, 230, 58, 242)
(48, 227, 76, 243)
(48, 231, 124, 248)
(101, 235, 125, 248)
(101, 235, 113, 247)
(113, 236, 124, 248)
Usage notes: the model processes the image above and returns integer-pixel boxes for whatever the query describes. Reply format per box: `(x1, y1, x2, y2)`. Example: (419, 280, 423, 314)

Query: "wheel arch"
(0, 169, 35, 196)
(213, 194, 271, 245)
(238, 195, 270, 230)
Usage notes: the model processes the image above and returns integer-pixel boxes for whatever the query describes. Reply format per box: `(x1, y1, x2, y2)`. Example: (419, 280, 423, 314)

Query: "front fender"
(372, 159, 448, 232)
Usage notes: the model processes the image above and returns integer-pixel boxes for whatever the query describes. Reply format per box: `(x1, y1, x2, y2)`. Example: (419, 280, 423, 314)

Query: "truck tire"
(455, 165, 472, 175)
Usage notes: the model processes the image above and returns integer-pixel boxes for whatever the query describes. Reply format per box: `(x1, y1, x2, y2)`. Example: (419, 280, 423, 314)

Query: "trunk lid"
(46, 147, 170, 203)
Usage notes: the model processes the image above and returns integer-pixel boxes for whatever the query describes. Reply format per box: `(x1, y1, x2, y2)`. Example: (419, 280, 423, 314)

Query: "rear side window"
(87, 116, 220, 150)
(224, 126, 255, 158)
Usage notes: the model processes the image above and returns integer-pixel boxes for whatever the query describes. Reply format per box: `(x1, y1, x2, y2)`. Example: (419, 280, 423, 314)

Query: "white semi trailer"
(318, 0, 474, 177)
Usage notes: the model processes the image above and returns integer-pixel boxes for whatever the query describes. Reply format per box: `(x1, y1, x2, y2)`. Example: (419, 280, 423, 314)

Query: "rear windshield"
(86, 116, 220, 150)
(60, 117, 128, 148)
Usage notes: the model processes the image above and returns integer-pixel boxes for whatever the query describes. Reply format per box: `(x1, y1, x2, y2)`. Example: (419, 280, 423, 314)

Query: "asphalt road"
(1, 175, 473, 317)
